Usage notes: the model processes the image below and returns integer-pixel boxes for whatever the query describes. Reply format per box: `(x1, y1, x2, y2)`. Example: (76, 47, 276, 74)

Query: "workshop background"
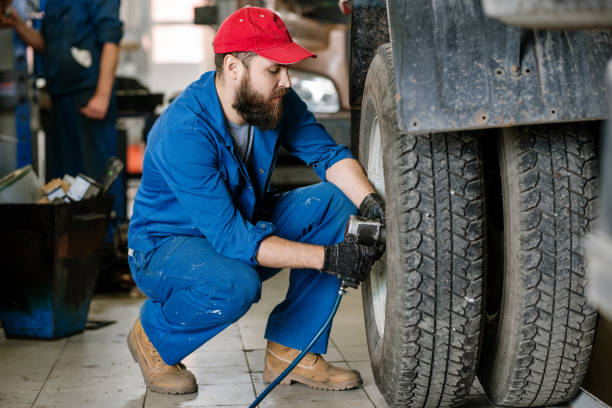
(1, 0, 350, 294)
(0, 0, 379, 406)
(2, 0, 612, 408)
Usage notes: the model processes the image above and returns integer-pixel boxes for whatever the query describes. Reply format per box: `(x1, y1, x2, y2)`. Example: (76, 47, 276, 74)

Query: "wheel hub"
(367, 115, 387, 338)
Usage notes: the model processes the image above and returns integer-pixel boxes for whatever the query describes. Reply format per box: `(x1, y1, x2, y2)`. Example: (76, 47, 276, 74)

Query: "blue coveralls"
(42, 0, 124, 220)
(128, 71, 356, 365)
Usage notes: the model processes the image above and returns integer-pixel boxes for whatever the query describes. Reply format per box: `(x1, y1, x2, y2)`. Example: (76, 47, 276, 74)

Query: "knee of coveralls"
(130, 235, 261, 364)
(160, 269, 260, 330)
(264, 182, 357, 354)
(269, 182, 356, 245)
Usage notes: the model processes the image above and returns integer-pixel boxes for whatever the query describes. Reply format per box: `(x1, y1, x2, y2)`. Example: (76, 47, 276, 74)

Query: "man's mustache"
(272, 88, 289, 99)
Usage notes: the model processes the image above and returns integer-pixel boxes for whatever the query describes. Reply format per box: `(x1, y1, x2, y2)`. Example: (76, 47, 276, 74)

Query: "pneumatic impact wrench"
(344, 215, 386, 247)
(340, 214, 386, 289)
(249, 214, 385, 407)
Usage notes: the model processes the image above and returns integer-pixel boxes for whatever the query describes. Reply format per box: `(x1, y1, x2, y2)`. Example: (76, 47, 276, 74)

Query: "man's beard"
(232, 73, 287, 131)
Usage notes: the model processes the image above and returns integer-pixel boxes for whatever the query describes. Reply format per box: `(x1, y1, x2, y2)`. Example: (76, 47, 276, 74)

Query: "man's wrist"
(316, 245, 325, 270)
(93, 90, 112, 99)
(322, 245, 337, 273)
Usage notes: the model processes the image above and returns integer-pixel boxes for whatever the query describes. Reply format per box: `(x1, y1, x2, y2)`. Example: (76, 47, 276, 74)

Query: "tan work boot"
(262, 340, 362, 391)
(127, 318, 197, 394)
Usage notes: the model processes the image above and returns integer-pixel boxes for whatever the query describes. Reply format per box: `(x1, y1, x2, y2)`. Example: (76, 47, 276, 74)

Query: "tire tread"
(390, 131, 484, 407)
(493, 124, 598, 406)
(361, 43, 486, 408)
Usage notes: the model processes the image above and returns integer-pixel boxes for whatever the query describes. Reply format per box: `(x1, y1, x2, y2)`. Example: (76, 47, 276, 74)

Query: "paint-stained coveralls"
(128, 71, 356, 365)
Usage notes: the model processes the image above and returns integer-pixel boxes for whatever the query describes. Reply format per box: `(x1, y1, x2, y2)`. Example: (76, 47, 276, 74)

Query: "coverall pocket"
(42, 4, 93, 89)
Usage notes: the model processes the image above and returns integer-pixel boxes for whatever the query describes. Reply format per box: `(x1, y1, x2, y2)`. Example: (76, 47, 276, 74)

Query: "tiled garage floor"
(1, 269, 581, 408)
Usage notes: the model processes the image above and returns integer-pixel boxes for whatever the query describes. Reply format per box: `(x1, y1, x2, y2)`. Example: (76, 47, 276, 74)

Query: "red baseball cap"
(213, 6, 316, 65)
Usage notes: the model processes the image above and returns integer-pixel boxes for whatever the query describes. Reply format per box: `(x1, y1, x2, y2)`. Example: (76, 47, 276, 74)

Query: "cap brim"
(255, 41, 316, 65)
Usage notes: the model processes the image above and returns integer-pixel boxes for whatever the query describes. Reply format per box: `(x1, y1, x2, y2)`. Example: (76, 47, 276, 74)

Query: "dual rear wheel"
(359, 44, 599, 408)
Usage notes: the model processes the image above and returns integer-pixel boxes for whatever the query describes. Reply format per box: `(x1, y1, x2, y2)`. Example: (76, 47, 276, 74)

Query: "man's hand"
(358, 192, 386, 259)
(80, 92, 110, 120)
(359, 192, 385, 221)
(0, 4, 17, 29)
(0, 2, 44, 52)
(1, 0, 12, 15)
(322, 240, 378, 288)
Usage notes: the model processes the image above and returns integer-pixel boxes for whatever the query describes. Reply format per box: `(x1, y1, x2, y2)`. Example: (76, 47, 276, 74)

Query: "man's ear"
(224, 54, 242, 81)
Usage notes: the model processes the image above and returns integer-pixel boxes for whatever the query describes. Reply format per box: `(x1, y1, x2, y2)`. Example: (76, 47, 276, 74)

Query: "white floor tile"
(197, 332, 243, 352)
(43, 354, 144, 391)
(250, 371, 264, 384)
(253, 381, 371, 407)
(183, 350, 248, 368)
(261, 401, 374, 408)
(0, 391, 39, 408)
(338, 345, 370, 362)
(68, 324, 132, 344)
(323, 347, 344, 362)
(0, 358, 56, 392)
(61, 339, 132, 358)
(237, 320, 268, 350)
(145, 383, 255, 407)
(330, 325, 368, 347)
(245, 349, 265, 373)
(347, 361, 389, 408)
(190, 365, 252, 385)
(0, 337, 67, 361)
(33, 387, 145, 408)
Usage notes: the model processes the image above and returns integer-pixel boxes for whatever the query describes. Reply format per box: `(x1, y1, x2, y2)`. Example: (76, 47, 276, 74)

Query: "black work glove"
(358, 193, 386, 260)
(322, 240, 378, 288)
(358, 192, 385, 221)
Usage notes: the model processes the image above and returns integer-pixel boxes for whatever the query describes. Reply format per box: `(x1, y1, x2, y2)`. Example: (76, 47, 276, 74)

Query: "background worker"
(126, 6, 386, 395)
(0, 0, 124, 227)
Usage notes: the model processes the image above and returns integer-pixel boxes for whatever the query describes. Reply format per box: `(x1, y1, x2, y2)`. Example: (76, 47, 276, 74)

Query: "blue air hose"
(248, 283, 347, 408)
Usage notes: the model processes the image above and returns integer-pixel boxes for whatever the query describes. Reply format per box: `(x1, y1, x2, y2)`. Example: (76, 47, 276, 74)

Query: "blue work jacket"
(128, 71, 354, 265)
(41, 0, 123, 95)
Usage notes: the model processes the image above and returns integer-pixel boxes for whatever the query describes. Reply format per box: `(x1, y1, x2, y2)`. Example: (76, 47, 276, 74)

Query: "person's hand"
(0, 3, 17, 29)
(80, 92, 110, 120)
(359, 192, 385, 221)
(322, 240, 378, 289)
(1, 0, 12, 15)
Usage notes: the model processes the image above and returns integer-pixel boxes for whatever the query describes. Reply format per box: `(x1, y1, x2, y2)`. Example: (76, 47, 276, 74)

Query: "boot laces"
(149, 342, 182, 370)
(305, 352, 319, 364)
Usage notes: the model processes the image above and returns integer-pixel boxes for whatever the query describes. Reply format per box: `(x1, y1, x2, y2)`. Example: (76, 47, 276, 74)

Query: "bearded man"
(126, 6, 385, 394)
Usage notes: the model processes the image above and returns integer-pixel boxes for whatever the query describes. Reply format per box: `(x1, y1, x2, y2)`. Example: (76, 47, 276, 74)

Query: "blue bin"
(0, 196, 113, 339)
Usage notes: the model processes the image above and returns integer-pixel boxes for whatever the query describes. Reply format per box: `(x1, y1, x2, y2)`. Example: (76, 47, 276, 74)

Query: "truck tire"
(479, 124, 599, 407)
(359, 43, 486, 408)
